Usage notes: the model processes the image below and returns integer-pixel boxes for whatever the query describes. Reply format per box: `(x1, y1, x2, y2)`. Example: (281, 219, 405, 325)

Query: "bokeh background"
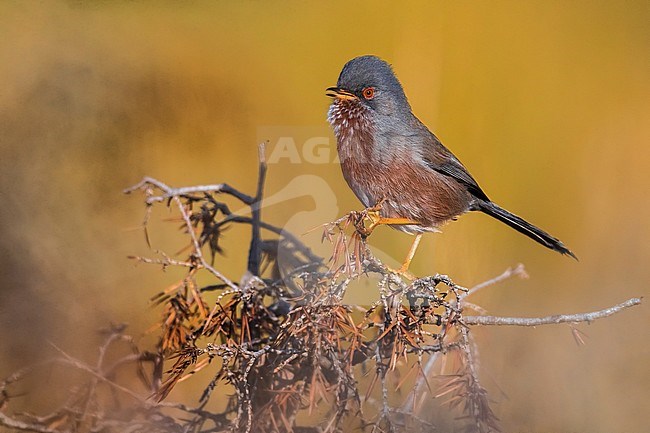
(1, 1, 648, 431)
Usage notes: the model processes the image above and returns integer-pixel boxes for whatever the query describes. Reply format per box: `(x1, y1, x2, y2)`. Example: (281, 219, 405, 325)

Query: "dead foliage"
(0, 146, 640, 433)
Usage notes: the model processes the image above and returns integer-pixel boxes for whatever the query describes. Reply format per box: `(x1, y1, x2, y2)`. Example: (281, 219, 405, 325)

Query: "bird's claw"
(354, 208, 382, 238)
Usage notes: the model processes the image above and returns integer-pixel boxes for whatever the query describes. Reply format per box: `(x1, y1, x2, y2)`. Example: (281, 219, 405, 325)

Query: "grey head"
(327, 55, 412, 118)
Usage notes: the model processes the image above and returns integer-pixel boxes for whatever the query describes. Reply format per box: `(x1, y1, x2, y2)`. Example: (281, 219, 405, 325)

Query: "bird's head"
(326, 55, 411, 118)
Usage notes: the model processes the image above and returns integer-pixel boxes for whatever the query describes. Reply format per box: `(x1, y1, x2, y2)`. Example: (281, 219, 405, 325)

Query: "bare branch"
(464, 297, 642, 326)
(247, 143, 267, 276)
(464, 263, 528, 298)
(49, 343, 147, 403)
(171, 196, 239, 290)
(127, 254, 194, 268)
(124, 176, 255, 205)
(0, 412, 60, 433)
(221, 215, 322, 264)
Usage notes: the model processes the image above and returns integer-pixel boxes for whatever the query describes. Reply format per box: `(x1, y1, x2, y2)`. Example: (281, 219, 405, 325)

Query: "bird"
(326, 55, 576, 275)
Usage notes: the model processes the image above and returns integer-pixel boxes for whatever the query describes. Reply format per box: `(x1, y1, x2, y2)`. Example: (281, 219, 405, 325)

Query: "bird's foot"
(354, 199, 388, 237)
(355, 208, 382, 238)
(354, 207, 420, 238)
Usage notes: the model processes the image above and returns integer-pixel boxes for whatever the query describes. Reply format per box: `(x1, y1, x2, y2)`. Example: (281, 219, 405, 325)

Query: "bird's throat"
(327, 100, 375, 164)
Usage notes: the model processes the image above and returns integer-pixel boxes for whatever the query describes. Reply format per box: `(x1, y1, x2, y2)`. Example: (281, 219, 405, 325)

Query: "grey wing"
(422, 133, 490, 202)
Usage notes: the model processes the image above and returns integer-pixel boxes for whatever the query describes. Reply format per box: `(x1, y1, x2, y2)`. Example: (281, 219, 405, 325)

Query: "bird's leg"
(356, 199, 419, 237)
(358, 212, 419, 237)
(387, 233, 422, 279)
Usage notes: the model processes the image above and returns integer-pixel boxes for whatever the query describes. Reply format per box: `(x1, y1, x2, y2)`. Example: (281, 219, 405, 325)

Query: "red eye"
(362, 87, 375, 100)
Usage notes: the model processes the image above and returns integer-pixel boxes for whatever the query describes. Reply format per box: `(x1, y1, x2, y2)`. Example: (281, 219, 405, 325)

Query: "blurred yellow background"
(1, 1, 648, 431)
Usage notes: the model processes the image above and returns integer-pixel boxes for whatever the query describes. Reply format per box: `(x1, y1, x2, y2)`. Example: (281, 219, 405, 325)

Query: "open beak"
(326, 86, 358, 101)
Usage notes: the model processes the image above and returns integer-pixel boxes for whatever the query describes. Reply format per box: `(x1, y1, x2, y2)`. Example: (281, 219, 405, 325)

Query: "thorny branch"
(1, 144, 642, 433)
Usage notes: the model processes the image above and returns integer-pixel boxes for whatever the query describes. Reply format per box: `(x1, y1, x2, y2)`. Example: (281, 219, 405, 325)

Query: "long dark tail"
(474, 200, 577, 260)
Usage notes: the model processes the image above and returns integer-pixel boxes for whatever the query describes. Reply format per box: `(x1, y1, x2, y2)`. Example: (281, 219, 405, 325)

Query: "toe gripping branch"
(352, 202, 423, 280)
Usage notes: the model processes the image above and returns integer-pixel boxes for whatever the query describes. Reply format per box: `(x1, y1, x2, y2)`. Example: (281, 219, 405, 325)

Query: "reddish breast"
(330, 100, 470, 231)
